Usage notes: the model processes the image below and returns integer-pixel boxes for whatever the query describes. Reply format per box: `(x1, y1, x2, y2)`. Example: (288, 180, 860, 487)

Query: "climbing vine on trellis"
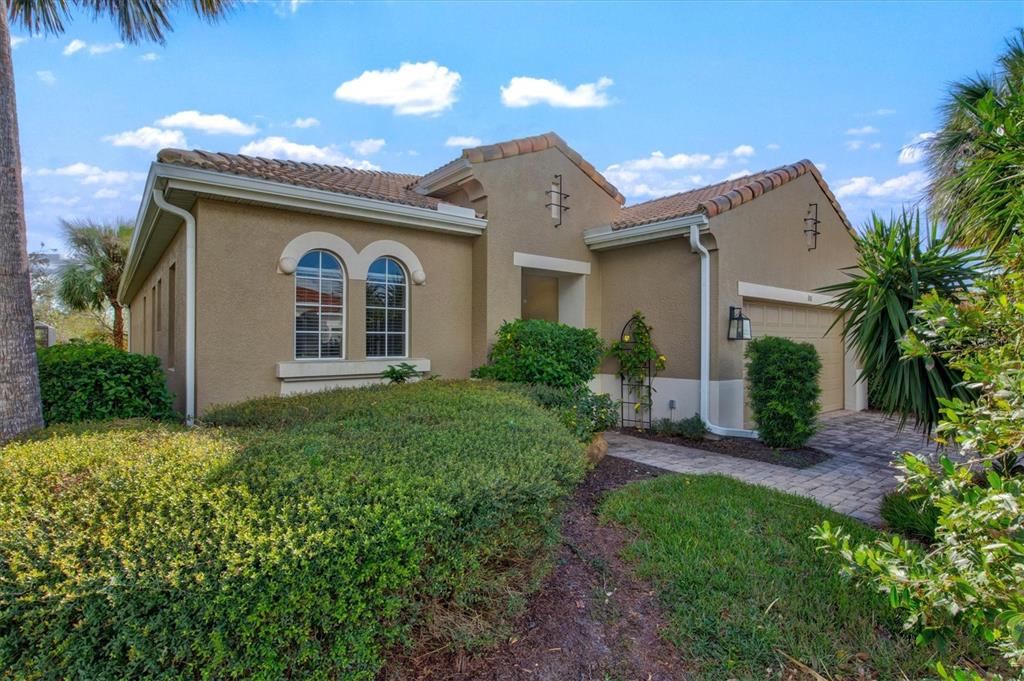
(609, 311, 666, 429)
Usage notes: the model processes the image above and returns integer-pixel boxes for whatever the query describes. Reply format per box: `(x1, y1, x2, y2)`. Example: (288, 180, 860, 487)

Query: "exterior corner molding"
(513, 251, 591, 275)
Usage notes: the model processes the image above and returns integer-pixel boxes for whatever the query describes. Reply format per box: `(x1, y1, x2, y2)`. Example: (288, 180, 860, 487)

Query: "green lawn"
(599, 473, 988, 680)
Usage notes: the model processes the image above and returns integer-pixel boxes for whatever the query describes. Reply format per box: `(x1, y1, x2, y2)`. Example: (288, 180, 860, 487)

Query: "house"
(118, 131, 866, 433)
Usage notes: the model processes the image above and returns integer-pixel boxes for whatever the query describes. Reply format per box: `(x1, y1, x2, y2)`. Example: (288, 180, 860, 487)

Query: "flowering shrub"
(608, 311, 666, 420)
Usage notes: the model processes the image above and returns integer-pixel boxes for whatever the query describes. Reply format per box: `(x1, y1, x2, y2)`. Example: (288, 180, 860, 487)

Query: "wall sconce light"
(803, 202, 821, 251)
(727, 306, 752, 341)
(545, 174, 570, 228)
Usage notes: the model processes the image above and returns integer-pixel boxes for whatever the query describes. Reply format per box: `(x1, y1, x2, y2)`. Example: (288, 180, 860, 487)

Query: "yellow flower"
(623, 334, 631, 342)
(658, 355, 666, 362)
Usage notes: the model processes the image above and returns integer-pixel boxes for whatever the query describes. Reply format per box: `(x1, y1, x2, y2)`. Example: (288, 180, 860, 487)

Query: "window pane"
(366, 282, 386, 307)
(384, 262, 405, 284)
(367, 258, 388, 281)
(296, 251, 320, 277)
(367, 333, 386, 357)
(366, 308, 385, 332)
(321, 333, 342, 358)
(387, 334, 405, 357)
(387, 283, 406, 308)
(296, 277, 319, 305)
(320, 313, 343, 333)
(295, 307, 319, 331)
(386, 309, 405, 333)
(296, 333, 319, 358)
(320, 252, 342, 273)
(321, 278, 343, 307)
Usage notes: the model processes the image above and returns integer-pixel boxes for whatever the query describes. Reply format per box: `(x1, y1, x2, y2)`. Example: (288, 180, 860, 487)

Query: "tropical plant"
(0, 0, 235, 442)
(816, 237, 1024, 676)
(56, 219, 132, 348)
(382, 361, 419, 384)
(925, 29, 1024, 255)
(819, 211, 979, 432)
(745, 336, 821, 449)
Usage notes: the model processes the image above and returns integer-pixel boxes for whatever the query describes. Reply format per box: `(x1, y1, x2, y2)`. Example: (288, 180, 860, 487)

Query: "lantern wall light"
(727, 306, 752, 341)
(803, 202, 821, 251)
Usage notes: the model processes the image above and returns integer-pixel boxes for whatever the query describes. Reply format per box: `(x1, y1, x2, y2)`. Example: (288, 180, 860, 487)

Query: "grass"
(0, 380, 587, 679)
(599, 473, 987, 680)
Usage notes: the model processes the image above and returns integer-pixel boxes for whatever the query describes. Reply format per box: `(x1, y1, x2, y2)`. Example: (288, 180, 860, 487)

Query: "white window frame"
(294, 249, 347, 361)
(365, 256, 409, 359)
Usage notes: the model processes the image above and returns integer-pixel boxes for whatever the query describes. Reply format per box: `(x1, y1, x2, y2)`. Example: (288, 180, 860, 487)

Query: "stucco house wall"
(192, 198, 475, 412)
(127, 224, 187, 413)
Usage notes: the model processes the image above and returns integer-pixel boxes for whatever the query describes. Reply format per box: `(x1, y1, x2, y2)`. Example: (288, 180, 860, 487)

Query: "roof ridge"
(621, 170, 768, 210)
(158, 148, 423, 179)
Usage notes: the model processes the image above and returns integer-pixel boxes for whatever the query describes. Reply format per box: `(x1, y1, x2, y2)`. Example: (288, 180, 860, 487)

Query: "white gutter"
(151, 188, 196, 425)
(584, 213, 707, 250)
(689, 223, 758, 439)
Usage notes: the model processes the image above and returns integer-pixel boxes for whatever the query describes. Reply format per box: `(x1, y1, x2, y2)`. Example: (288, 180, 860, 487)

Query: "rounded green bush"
(745, 336, 822, 449)
(473, 319, 605, 389)
(37, 341, 175, 424)
(0, 381, 585, 679)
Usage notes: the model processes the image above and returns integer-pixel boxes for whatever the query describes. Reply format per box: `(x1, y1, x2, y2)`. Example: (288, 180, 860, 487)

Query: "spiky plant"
(819, 211, 980, 432)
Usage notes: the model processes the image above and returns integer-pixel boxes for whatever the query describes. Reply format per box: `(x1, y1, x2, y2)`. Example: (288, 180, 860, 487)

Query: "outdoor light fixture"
(803, 202, 821, 251)
(727, 306, 752, 341)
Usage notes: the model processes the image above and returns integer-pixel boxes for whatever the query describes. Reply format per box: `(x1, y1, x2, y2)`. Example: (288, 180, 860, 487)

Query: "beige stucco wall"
(467, 147, 622, 363)
(710, 173, 859, 380)
(192, 199, 475, 413)
(127, 224, 187, 413)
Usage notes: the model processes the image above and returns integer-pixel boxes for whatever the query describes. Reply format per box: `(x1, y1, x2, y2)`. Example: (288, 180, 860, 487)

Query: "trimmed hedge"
(496, 383, 617, 442)
(0, 381, 586, 679)
(652, 414, 708, 440)
(745, 336, 821, 449)
(472, 319, 605, 388)
(37, 341, 175, 424)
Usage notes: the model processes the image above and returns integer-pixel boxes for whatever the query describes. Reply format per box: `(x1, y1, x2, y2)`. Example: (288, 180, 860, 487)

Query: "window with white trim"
(295, 250, 344, 359)
(366, 256, 407, 358)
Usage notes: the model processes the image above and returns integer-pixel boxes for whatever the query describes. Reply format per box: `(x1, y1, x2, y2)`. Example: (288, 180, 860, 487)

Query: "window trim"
(365, 256, 409, 360)
(294, 249, 347, 361)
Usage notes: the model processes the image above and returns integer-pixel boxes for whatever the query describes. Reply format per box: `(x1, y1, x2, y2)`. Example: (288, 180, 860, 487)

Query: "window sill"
(276, 358, 430, 381)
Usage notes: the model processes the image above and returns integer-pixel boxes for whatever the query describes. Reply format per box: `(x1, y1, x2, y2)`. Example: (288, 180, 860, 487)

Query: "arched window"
(366, 256, 407, 358)
(295, 250, 344, 359)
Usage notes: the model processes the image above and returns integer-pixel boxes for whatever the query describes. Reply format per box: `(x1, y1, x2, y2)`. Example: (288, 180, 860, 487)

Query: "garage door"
(744, 299, 845, 416)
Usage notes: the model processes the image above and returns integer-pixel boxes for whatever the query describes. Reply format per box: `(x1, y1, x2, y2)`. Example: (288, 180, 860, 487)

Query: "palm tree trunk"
(112, 301, 125, 349)
(0, 0, 44, 442)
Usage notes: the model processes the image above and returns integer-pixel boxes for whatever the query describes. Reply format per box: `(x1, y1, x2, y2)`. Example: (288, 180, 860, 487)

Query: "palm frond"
(9, 0, 235, 42)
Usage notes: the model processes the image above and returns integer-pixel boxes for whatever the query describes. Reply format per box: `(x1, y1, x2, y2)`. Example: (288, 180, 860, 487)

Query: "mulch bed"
(397, 455, 691, 681)
(621, 428, 831, 469)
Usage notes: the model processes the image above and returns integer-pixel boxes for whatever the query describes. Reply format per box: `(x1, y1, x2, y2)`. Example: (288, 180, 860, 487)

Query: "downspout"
(689, 223, 758, 438)
(152, 188, 196, 424)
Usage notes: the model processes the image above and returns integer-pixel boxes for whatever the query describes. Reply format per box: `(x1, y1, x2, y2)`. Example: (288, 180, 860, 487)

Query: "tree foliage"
(819, 211, 979, 432)
(745, 336, 821, 449)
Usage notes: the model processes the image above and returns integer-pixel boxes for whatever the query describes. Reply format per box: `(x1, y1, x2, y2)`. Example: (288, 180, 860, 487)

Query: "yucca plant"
(820, 211, 979, 433)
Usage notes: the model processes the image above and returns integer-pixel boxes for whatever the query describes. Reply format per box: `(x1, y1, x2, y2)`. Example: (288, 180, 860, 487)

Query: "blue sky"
(11, 0, 1022, 252)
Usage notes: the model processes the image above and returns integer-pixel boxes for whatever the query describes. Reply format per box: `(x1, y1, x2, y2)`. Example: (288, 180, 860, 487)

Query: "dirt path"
(407, 455, 690, 681)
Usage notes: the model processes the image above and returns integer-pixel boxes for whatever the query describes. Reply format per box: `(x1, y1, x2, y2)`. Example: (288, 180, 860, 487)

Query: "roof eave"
(584, 213, 709, 251)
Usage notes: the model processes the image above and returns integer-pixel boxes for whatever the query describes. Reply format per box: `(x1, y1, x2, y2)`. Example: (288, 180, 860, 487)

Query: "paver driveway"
(606, 410, 942, 526)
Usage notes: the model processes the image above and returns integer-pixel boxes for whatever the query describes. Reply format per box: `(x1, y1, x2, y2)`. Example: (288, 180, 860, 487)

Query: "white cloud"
(62, 39, 86, 56)
(156, 110, 258, 136)
(766, 143, 781, 151)
(725, 170, 752, 181)
(11, 36, 27, 49)
(732, 144, 755, 158)
(88, 42, 124, 55)
(93, 188, 120, 199)
(500, 75, 613, 108)
(869, 142, 882, 150)
(334, 61, 461, 116)
(898, 131, 936, 165)
(349, 138, 385, 155)
(140, 52, 160, 62)
(289, 117, 320, 128)
(36, 70, 55, 85)
(103, 126, 187, 151)
(874, 108, 896, 116)
(445, 135, 482, 147)
(239, 136, 379, 169)
(34, 162, 145, 185)
(845, 140, 864, 151)
(274, 0, 309, 16)
(845, 125, 879, 136)
(41, 195, 80, 206)
(835, 170, 928, 199)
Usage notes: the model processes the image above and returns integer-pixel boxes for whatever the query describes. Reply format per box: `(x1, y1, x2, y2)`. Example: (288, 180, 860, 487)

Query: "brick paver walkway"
(606, 410, 942, 526)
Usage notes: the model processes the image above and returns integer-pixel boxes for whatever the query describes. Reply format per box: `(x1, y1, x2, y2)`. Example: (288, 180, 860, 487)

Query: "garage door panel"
(743, 299, 844, 420)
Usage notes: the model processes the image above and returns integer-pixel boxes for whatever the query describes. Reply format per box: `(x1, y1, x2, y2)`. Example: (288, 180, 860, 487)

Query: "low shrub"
(497, 382, 617, 442)
(0, 381, 586, 679)
(472, 319, 605, 389)
(652, 414, 708, 440)
(382, 361, 420, 384)
(880, 488, 940, 543)
(745, 336, 821, 449)
(37, 340, 175, 424)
